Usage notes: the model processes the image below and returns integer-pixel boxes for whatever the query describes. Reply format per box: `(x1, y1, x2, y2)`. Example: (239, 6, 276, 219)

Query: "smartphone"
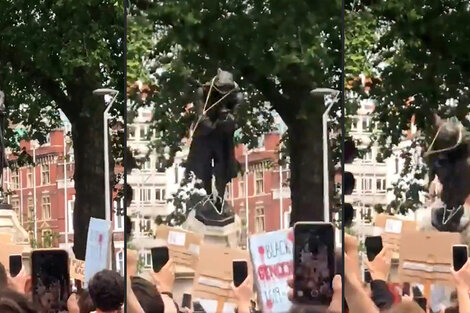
(453, 245, 468, 271)
(402, 282, 410, 296)
(232, 260, 248, 287)
(151, 246, 169, 273)
(415, 297, 427, 311)
(9, 254, 22, 277)
(31, 249, 70, 313)
(365, 236, 383, 261)
(293, 222, 335, 306)
(364, 269, 372, 283)
(182, 293, 192, 309)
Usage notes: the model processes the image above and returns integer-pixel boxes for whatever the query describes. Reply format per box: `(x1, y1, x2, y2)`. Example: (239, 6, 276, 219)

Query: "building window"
(141, 251, 152, 268)
(114, 200, 124, 231)
(116, 250, 124, 276)
(255, 206, 265, 233)
(256, 135, 265, 149)
(363, 151, 373, 163)
(11, 199, 20, 216)
(139, 125, 148, 140)
(362, 177, 373, 193)
(140, 189, 151, 203)
(11, 170, 19, 190)
(27, 168, 33, 188)
(239, 179, 245, 198)
(139, 219, 152, 233)
(174, 165, 179, 184)
(351, 117, 359, 130)
(128, 126, 136, 139)
(27, 197, 34, 221)
(362, 117, 371, 132)
(41, 164, 50, 185)
(142, 159, 151, 170)
(255, 171, 264, 195)
(42, 229, 53, 248)
(68, 198, 75, 233)
(42, 196, 51, 220)
(376, 178, 387, 193)
(395, 158, 400, 174)
(155, 188, 166, 202)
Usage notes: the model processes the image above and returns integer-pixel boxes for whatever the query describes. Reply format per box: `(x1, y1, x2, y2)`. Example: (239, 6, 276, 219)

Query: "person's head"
(0, 288, 36, 313)
(131, 276, 164, 313)
(387, 301, 425, 313)
(78, 289, 96, 313)
(88, 270, 124, 312)
(0, 262, 8, 290)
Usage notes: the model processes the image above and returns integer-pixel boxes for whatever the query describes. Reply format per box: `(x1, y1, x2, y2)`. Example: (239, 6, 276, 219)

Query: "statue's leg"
(213, 140, 228, 201)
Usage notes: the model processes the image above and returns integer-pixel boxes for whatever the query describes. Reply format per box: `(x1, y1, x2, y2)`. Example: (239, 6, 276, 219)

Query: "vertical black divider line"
(341, 0, 345, 311)
(123, 0, 128, 311)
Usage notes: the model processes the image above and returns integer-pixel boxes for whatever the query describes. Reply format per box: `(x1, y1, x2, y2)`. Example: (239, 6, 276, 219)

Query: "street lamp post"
(92, 89, 119, 223)
(310, 88, 340, 223)
(93, 88, 119, 269)
(58, 109, 70, 251)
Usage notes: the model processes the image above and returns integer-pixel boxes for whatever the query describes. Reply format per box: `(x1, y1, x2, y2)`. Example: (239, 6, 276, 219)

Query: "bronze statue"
(184, 69, 243, 225)
(425, 116, 470, 232)
(0, 91, 8, 196)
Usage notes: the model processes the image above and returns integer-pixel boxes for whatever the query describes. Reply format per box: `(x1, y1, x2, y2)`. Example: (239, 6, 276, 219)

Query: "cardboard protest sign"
(70, 258, 85, 282)
(398, 231, 460, 285)
(84, 218, 111, 282)
(249, 229, 293, 313)
(375, 214, 417, 257)
(155, 225, 203, 269)
(192, 244, 252, 313)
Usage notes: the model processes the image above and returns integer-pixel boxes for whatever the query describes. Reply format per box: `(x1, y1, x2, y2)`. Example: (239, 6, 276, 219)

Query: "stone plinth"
(184, 210, 242, 248)
(0, 204, 29, 244)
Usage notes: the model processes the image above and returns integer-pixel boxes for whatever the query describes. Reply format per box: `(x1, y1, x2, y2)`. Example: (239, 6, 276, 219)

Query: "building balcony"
(345, 192, 387, 206)
(127, 172, 167, 185)
(128, 201, 169, 217)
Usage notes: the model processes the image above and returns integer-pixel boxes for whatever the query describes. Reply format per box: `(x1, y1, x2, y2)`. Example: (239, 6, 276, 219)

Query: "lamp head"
(92, 88, 118, 96)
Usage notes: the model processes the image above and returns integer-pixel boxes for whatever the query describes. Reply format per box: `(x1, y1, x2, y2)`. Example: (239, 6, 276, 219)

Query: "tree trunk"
(68, 96, 107, 260)
(287, 112, 326, 224)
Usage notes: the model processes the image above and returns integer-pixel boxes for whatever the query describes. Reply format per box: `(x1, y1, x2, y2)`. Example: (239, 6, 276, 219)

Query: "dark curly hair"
(0, 288, 37, 313)
(88, 270, 124, 311)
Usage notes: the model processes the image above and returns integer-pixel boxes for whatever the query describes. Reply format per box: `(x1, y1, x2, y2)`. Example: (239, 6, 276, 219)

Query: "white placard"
(385, 219, 403, 234)
(168, 231, 186, 246)
(188, 244, 200, 255)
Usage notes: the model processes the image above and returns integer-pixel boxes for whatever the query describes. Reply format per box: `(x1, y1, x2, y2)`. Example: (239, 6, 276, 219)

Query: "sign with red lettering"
(249, 229, 293, 313)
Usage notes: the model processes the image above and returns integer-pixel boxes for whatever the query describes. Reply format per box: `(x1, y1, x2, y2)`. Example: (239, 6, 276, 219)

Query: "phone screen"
(364, 269, 372, 283)
(9, 254, 22, 277)
(232, 260, 248, 287)
(182, 293, 192, 309)
(151, 247, 169, 273)
(365, 236, 383, 261)
(294, 222, 335, 306)
(32, 250, 70, 313)
(415, 297, 427, 311)
(453, 245, 468, 271)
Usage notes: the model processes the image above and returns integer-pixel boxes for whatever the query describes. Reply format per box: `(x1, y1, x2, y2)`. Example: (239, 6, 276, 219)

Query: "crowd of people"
(344, 233, 470, 313)
(0, 262, 124, 313)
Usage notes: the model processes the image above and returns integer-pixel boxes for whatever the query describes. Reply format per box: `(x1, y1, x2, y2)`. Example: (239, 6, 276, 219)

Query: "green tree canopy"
(346, 0, 470, 213)
(129, 0, 341, 223)
(0, 0, 124, 259)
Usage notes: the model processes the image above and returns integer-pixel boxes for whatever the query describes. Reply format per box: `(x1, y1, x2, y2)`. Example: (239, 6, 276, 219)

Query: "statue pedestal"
(0, 204, 29, 244)
(184, 210, 242, 248)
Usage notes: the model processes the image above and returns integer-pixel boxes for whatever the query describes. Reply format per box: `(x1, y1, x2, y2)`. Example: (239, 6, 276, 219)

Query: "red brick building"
(227, 132, 291, 237)
(3, 128, 125, 272)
